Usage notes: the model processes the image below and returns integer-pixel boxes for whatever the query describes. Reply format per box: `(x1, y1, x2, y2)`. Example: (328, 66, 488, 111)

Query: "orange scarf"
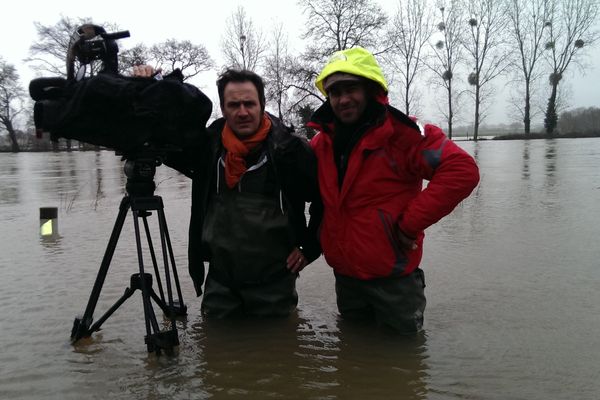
(221, 114, 272, 188)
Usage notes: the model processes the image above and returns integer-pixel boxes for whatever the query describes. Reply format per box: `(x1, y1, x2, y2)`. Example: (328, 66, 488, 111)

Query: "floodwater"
(0, 138, 599, 399)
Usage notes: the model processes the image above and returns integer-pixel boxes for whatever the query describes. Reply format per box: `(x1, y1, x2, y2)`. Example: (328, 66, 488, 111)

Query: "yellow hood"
(315, 47, 388, 96)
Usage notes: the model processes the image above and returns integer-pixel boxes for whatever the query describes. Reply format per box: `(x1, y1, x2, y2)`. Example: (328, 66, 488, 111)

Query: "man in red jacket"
(309, 47, 480, 333)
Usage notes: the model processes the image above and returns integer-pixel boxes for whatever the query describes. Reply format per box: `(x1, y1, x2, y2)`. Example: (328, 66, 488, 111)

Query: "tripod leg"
(132, 209, 161, 351)
(87, 286, 136, 334)
(71, 197, 130, 342)
(141, 214, 166, 302)
(149, 288, 171, 316)
(157, 205, 187, 316)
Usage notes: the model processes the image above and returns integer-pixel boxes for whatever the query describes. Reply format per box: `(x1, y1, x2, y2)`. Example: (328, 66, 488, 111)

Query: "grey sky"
(2, 0, 599, 128)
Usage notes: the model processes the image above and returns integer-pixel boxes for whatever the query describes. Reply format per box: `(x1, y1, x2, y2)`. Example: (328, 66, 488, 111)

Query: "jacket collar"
(309, 100, 421, 146)
(307, 99, 419, 135)
(209, 112, 299, 159)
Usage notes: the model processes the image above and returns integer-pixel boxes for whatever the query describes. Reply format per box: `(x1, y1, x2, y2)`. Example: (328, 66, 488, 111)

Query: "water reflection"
(0, 165, 19, 204)
(94, 151, 104, 209)
(0, 159, 19, 204)
(0, 185, 19, 205)
(197, 317, 305, 397)
(327, 321, 428, 399)
(187, 315, 428, 399)
(521, 140, 530, 180)
(39, 234, 64, 253)
(544, 139, 557, 190)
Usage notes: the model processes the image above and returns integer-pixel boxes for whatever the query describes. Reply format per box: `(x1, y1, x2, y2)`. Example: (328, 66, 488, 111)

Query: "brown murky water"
(1, 139, 599, 399)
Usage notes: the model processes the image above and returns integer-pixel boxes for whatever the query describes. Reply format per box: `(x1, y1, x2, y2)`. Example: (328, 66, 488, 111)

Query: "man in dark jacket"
(308, 47, 479, 333)
(133, 66, 321, 318)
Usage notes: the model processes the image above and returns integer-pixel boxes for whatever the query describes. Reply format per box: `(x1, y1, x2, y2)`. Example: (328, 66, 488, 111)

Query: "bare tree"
(150, 39, 214, 81)
(462, 0, 510, 140)
(506, 84, 544, 129)
(263, 24, 294, 122)
(284, 58, 326, 133)
(26, 16, 121, 78)
(506, 0, 551, 135)
(384, 0, 434, 116)
(543, 0, 599, 135)
(426, 0, 466, 138)
(299, 0, 389, 61)
(221, 6, 266, 71)
(117, 43, 151, 75)
(0, 58, 25, 152)
(26, 16, 82, 77)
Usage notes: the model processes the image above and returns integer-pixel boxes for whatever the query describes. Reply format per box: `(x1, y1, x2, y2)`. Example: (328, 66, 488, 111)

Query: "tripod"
(71, 156, 187, 354)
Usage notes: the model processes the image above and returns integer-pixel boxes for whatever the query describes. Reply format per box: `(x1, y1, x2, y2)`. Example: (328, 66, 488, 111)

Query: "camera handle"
(70, 194, 187, 355)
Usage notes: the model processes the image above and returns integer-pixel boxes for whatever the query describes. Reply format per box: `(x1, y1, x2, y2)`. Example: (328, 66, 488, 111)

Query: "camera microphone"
(100, 30, 130, 41)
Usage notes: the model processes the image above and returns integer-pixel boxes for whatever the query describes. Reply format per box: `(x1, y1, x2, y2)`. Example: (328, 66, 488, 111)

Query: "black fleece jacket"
(165, 113, 322, 296)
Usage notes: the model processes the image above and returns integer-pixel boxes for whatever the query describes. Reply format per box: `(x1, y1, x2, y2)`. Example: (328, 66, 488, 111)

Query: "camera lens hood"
(29, 77, 68, 101)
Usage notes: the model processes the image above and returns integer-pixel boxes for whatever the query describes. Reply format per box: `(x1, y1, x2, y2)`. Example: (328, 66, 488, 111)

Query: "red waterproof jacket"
(309, 103, 480, 280)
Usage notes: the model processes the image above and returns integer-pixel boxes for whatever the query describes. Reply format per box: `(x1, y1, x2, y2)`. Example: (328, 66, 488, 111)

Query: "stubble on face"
(328, 82, 368, 125)
(222, 81, 262, 138)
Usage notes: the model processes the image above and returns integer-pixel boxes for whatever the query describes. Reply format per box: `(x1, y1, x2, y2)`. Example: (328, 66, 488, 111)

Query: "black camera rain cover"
(49, 72, 212, 152)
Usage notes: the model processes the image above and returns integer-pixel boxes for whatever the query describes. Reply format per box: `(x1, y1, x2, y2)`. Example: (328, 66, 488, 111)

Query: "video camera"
(29, 24, 212, 154)
(66, 24, 130, 79)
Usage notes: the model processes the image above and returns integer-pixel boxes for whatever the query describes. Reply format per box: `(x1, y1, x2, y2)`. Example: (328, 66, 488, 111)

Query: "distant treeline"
(492, 107, 600, 139)
(451, 106, 600, 140)
(557, 107, 600, 135)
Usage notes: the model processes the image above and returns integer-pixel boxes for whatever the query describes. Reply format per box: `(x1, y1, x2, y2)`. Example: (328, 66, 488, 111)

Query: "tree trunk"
(524, 79, 531, 135)
(6, 120, 20, 152)
(278, 92, 283, 122)
(405, 82, 410, 116)
(447, 80, 453, 139)
(544, 82, 558, 136)
(473, 85, 480, 141)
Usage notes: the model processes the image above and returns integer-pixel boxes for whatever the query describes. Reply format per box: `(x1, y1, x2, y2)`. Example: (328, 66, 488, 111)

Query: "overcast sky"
(2, 0, 599, 127)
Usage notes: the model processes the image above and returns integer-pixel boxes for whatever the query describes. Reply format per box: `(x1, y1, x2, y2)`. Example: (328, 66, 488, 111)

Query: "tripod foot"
(71, 316, 92, 342)
(169, 300, 188, 317)
(145, 329, 179, 354)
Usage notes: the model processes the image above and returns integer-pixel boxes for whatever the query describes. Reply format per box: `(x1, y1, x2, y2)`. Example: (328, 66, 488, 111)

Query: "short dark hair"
(216, 69, 266, 111)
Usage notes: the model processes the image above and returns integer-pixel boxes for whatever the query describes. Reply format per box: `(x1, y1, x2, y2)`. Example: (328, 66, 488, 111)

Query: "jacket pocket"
(377, 209, 408, 276)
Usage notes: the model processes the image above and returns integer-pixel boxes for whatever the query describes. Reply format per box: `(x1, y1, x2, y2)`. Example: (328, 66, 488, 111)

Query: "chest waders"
(201, 154, 298, 317)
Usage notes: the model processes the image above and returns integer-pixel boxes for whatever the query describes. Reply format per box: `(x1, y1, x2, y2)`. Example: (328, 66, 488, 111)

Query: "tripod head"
(119, 144, 179, 197)
(123, 157, 158, 197)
